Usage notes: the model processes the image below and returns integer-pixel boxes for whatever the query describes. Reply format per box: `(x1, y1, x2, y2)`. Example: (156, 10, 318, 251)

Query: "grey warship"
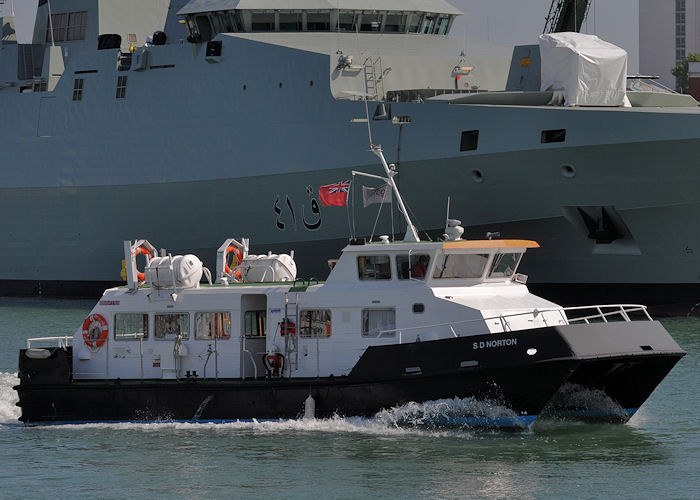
(1, 0, 700, 307)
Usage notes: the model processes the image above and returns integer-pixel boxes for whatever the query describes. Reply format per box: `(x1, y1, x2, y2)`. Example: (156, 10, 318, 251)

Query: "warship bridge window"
(337, 12, 359, 32)
(488, 253, 523, 279)
(420, 15, 436, 34)
(360, 12, 382, 32)
(384, 14, 404, 32)
(433, 253, 489, 279)
(460, 130, 479, 151)
(155, 313, 190, 340)
(300, 310, 332, 338)
(307, 12, 331, 31)
(72, 78, 84, 101)
(251, 12, 275, 32)
(46, 13, 67, 43)
(541, 129, 566, 143)
(116, 76, 127, 99)
(279, 12, 302, 31)
(244, 310, 266, 337)
(406, 13, 421, 33)
(436, 16, 450, 35)
(195, 312, 231, 340)
(195, 15, 213, 41)
(114, 313, 149, 341)
(396, 254, 431, 280)
(357, 255, 391, 280)
(362, 309, 396, 337)
(67, 11, 87, 41)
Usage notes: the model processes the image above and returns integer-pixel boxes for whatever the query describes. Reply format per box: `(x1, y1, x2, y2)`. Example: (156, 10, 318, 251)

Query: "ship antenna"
(47, 0, 56, 47)
(362, 99, 419, 242)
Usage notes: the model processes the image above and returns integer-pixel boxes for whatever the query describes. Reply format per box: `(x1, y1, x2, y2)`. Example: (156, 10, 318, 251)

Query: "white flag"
(362, 184, 392, 208)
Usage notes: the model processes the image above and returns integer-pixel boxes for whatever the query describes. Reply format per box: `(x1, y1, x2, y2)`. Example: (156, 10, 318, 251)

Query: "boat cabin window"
(362, 309, 396, 337)
(114, 313, 148, 340)
(433, 253, 489, 279)
(396, 254, 431, 280)
(300, 310, 331, 338)
(488, 253, 523, 279)
(244, 310, 266, 337)
(358, 255, 391, 280)
(195, 312, 231, 340)
(251, 12, 275, 31)
(155, 313, 190, 339)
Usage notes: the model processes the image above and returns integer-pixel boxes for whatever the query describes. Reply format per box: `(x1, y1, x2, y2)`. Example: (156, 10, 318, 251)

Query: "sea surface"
(0, 297, 698, 499)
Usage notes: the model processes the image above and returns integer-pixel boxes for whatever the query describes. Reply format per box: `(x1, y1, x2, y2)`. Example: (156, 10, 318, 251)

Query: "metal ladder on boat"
(283, 291, 300, 373)
(363, 57, 385, 101)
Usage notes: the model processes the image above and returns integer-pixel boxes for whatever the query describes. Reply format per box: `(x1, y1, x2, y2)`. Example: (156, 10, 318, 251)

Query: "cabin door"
(240, 294, 267, 379)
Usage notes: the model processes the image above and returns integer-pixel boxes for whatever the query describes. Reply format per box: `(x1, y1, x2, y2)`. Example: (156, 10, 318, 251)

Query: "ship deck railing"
(26, 336, 72, 349)
(380, 304, 652, 344)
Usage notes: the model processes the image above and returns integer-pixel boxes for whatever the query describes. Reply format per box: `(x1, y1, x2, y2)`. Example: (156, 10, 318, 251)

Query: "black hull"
(15, 322, 686, 426)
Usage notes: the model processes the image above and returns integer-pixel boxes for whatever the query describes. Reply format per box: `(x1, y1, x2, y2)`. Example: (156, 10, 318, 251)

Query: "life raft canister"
(82, 313, 108, 348)
(224, 244, 243, 276)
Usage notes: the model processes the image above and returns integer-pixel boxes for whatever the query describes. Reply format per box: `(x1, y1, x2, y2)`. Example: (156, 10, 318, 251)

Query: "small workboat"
(14, 147, 686, 427)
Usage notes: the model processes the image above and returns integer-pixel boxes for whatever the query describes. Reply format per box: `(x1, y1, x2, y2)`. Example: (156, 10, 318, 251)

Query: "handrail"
(26, 336, 72, 349)
(378, 303, 651, 343)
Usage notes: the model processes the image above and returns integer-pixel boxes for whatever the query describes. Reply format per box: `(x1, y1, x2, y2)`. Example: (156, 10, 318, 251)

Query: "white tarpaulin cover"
(539, 32, 628, 107)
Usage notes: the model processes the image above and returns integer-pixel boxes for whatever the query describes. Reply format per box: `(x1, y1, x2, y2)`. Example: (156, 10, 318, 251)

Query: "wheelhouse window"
(244, 310, 266, 337)
(114, 313, 148, 340)
(300, 310, 331, 338)
(362, 309, 396, 337)
(488, 253, 522, 279)
(46, 13, 67, 42)
(360, 12, 382, 32)
(46, 11, 87, 42)
(155, 313, 189, 339)
(195, 312, 231, 340)
(384, 14, 404, 32)
(358, 255, 391, 280)
(338, 11, 358, 31)
(396, 254, 430, 280)
(433, 253, 489, 279)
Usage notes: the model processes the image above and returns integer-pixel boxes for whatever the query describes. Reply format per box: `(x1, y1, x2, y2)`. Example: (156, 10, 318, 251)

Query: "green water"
(0, 298, 697, 499)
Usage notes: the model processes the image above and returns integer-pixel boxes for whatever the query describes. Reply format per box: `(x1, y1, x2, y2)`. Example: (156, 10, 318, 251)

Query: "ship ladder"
(283, 291, 300, 373)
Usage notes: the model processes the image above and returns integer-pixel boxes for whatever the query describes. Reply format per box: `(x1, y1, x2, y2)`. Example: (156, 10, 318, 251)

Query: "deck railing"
(26, 336, 72, 349)
(379, 304, 652, 344)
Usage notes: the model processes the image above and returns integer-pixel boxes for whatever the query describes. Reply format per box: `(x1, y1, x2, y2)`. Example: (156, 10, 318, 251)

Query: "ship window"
(251, 12, 275, 32)
(460, 130, 479, 151)
(362, 309, 396, 337)
(357, 255, 391, 280)
(433, 253, 489, 279)
(244, 310, 266, 337)
(413, 303, 425, 313)
(300, 310, 331, 338)
(488, 253, 522, 279)
(46, 13, 67, 43)
(384, 14, 403, 32)
(396, 254, 430, 280)
(116, 75, 127, 99)
(541, 129, 566, 143)
(360, 12, 381, 32)
(420, 15, 435, 34)
(307, 12, 331, 31)
(195, 312, 231, 339)
(72, 78, 84, 101)
(279, 12, 302, 31)
(436, 16, 449, 35)
(155, 313, 190, 340)
(67, 11, 87, 41)
(114, 313, 148, 340)
(406, 13, 421, 33)
(337, 11, 358, 32)
(195, 15, 213, 41)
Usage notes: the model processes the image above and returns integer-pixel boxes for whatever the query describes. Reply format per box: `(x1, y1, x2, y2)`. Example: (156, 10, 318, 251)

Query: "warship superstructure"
(2, 0, 700, 307)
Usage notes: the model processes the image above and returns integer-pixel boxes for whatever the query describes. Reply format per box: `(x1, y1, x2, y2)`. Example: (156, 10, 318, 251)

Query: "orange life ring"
(224, 245, 243, 275)
(82, 313, 108, 348)
(134, 245, 152, 282)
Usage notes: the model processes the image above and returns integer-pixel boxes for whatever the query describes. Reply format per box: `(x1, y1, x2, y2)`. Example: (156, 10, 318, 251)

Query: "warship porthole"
(561, 164, 576, 178)
(472, 169, 484, 183)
